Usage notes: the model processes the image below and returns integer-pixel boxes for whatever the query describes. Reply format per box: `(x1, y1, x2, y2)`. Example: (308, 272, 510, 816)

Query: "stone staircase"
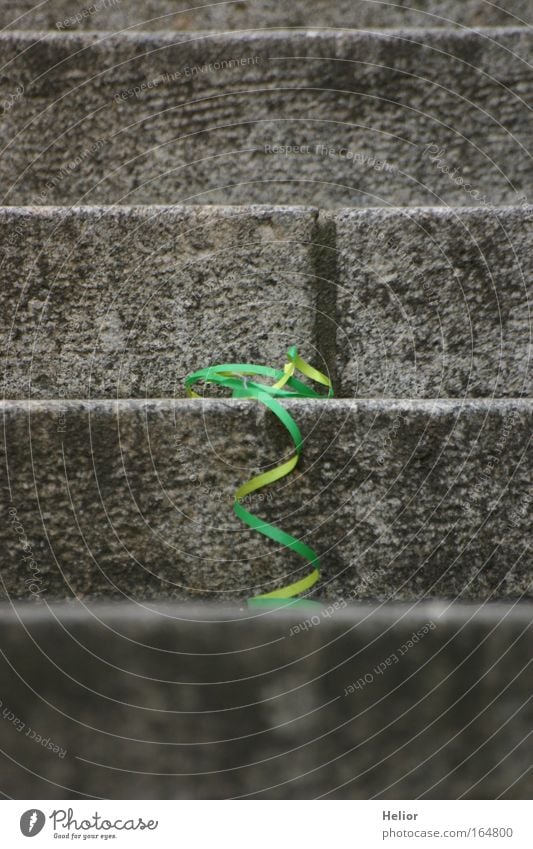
(0, 1, 531, 799)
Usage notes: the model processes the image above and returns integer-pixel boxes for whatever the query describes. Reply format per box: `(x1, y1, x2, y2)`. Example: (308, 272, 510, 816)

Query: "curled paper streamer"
(185, 346, 333, 607)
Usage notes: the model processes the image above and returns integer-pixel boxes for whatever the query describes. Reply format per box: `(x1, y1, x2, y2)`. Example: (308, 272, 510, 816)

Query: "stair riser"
(0, 205, 321, 398)
(2, 206, 531, 399)
(1, 399, 530, 602)
(333, 207, 533, 398)
(2, 0, 530, 31)
(0, 601, 531, 799)
(1, 31, 531, 206)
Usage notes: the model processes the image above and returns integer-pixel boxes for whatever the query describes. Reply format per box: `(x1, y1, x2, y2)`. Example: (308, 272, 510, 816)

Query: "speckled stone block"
(0, 600, 531, 798)
(332, 207, 533, 398)
(1, 398, 530, 602)
(3, 205, 532, 400)
(0, 205, 321, 398)
(0, 0, 530, 30)
(0, 30, 531, 207)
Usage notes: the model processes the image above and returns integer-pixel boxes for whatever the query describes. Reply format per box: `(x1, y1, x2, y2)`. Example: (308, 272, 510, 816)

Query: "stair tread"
(2, 397, 530, 602)
(2, 205, 530, 399)
(0, 598, 531, 798)
(2, 0, 531, 31)
(1, 28, 531, 207)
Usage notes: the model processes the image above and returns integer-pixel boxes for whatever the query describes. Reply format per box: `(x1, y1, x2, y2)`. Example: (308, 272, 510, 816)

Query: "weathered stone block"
(1, 0, 530, 31)
(0, 601, 531, 798)
(0, 30, 531, 206)
(1, 399, 530, 601)
(333, 207, 533, 397)
(0, 205, 319, 397)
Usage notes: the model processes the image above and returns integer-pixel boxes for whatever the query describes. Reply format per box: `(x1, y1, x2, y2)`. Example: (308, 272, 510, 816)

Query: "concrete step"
(2, 205, 531, 400)
(2, 0, 531, 31)
(0, 600, 531, 798)
(0, 204, 322, 399)
(1, 29, 531, 207)
(332, 206, 533, 399)
(1, 398, 531, 602)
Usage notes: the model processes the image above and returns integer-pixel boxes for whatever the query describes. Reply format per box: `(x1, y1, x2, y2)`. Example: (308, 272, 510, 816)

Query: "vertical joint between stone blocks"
(311, 211, 339, 394)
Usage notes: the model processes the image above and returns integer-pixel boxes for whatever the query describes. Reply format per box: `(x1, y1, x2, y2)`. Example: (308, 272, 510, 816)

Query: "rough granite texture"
(2, 0, 531, 31)
(1, 398, 531, 602)
(0, 30, 531, 207)
(333, 207, 533, 398)
(2, 205, 532, 399)
(1, 0, 531, 807)
(0, 601, 531, 799)
(0, 205, 321, 398)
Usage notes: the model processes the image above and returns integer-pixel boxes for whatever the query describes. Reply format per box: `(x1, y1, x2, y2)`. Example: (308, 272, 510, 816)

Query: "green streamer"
(185, 346, 333, 607)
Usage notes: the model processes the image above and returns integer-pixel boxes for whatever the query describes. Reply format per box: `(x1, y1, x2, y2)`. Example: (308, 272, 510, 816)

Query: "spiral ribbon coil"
(185, 346, 333, 606)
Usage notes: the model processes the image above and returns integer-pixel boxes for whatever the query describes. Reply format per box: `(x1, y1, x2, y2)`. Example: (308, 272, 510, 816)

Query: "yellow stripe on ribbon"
(185, 346, 333, 607)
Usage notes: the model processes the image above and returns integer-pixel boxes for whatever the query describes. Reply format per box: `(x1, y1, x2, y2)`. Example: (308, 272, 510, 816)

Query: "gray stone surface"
(1, 398, 530, 602)
(0, 600, 531, 799)
(1, 0, 530, 807)
(2, 205, 531, 400)
(0, 205, 321, 398)
(1, 0, 530, 31)
(333, 207, 533, 398)
(0, 30, 531, 207)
